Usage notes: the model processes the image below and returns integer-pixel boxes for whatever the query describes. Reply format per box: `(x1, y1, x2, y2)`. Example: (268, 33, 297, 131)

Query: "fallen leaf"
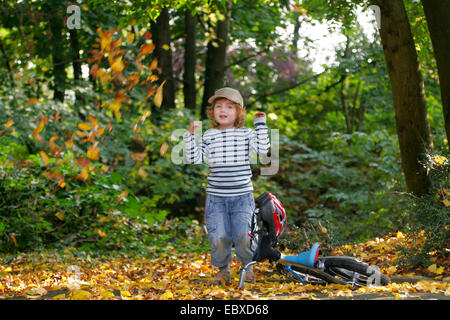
(160, 290, 173, 300)
(71, 289, 92, 300)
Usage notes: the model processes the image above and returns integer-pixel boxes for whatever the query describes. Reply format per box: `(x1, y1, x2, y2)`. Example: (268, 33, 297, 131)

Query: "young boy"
(183, 87, 270, 284)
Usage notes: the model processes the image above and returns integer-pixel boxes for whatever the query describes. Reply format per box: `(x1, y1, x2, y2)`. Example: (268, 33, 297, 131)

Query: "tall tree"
(201, 0, 232, 118)
(45, 1, 66, 102)
(371, 0, 433, 196)
(151, 7, 175, 113)
(421, 0, 450, 151)
(183, 7, 196, 110)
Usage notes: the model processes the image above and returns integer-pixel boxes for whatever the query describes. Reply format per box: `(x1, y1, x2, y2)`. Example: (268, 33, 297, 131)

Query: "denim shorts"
(205, 192, 256, 268)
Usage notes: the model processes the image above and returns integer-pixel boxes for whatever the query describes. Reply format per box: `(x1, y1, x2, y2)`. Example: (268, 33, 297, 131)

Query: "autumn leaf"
(87, 142, 100, 161)
(160, 291, 173, 300)
(97, 229, 106, 238)
(51, 112, 59, 125)
(27, 97, 39, 104)
(126, 31, 134, 44)
(442, 199, 450, 207)
(111, 56, 125, 73)
(5, 120, 14, 129)
(33, 117, 48, 142)
(116, 190, 128, 203)
(88, 115, 98, 131)
(149, 58, 158, 71)
(75, 166, 89, 181)
(145, 85, 157, 100)
(78, 123, 92, 131)
(49, 136, 60, 156)
(71, 289, 92, 300)
(127, 73, 140, 88)
(138, 43, 155, 57)
(90, 64, 99, 77)
(131, 152, 147, 162)
(138, 167, 148, 179)
(427, 264, 444, 275)
(25, 287, 47, 299)
(65, 139, 73, 149)
(10, 234, 17, 247)
(39, 151, 50, 167)
(160, 141, 169, 156)
(154, 80, 166, 108)
(57, 179, 66, 188)
(55, 212, 65, 221)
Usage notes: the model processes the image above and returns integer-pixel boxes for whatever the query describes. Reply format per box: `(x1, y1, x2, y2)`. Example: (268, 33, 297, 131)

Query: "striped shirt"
(183, 117, 270, 197)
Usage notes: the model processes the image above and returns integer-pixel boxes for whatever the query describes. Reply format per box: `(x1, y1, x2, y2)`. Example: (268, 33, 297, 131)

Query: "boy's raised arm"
(250, 113, 270, 155)
(184, 121, 207, 164)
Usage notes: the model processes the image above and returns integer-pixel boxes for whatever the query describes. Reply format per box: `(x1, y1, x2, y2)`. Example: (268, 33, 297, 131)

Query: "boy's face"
(213, 98, 238, 129)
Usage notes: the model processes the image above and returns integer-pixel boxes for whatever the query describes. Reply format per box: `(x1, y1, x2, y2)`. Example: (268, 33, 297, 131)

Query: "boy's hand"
(188, 121, 202, 134)
(254, 112, 266, 119)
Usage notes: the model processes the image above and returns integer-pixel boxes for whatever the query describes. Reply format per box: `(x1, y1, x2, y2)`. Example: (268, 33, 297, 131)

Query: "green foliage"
(271, 129, 407, 245)
(396, 154, 449, 268)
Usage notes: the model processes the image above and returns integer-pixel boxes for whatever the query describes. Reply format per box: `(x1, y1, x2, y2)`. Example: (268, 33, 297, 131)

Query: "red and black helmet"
(254, 192, 287, 246)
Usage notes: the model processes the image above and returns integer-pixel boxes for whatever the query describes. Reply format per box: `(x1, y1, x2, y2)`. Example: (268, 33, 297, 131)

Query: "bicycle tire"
(282, 263, 348, 285)
(287, 256, 389, 286)
(322, 256, 390, 286)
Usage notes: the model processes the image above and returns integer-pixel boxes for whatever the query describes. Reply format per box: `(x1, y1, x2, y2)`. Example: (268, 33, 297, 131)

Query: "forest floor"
(0, 232, 448, 300)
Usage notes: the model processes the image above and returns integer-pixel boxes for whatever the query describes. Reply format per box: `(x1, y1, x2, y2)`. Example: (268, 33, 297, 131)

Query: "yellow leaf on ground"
(71, 289, 92, 300)
(101, 291, 115, 298)
(120, 290, 131, 297)
(427, 264, 444, 275)
(160, 291, 173, 300)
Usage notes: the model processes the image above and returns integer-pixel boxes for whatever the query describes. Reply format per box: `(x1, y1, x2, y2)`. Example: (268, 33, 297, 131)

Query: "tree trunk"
(150, 7, 175, 114)
(371, 0, 433, 196)
(183, 8, 196, 111)
(0, 38, 14, 86)
(201, 0, 232, 118)
(421, 0, 450, 151)
(69, 28, 84, 107)
(47, 4, 66, 102)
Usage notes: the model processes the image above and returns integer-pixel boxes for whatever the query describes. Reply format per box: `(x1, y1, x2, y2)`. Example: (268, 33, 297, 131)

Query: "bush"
(397, 154, 449, 268)
(270, 130, 408, 245)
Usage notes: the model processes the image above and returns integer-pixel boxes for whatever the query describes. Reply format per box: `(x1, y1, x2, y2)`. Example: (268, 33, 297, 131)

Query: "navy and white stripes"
(183, 117, 270, 197)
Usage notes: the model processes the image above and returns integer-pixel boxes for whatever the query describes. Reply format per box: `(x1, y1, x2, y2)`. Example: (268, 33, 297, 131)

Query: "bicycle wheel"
(285, 256, 389, 286)
(322, 256, 390, 286)
(277, 263, 347, 285)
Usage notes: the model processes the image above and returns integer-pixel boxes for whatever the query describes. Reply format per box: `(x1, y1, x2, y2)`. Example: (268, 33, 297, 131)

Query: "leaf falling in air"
(154, 80, 166, 108)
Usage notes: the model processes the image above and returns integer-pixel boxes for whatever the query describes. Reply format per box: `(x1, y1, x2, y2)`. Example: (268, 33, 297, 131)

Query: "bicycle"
(238, 192, 390, 288)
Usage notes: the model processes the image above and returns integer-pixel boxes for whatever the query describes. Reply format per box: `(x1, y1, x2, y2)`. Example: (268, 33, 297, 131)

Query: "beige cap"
(208, 87, 244, 108)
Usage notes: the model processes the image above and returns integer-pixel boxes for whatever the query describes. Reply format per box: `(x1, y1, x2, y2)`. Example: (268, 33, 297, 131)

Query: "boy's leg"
(231, 192, 256, 267)
(205, 194, 232, 269)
